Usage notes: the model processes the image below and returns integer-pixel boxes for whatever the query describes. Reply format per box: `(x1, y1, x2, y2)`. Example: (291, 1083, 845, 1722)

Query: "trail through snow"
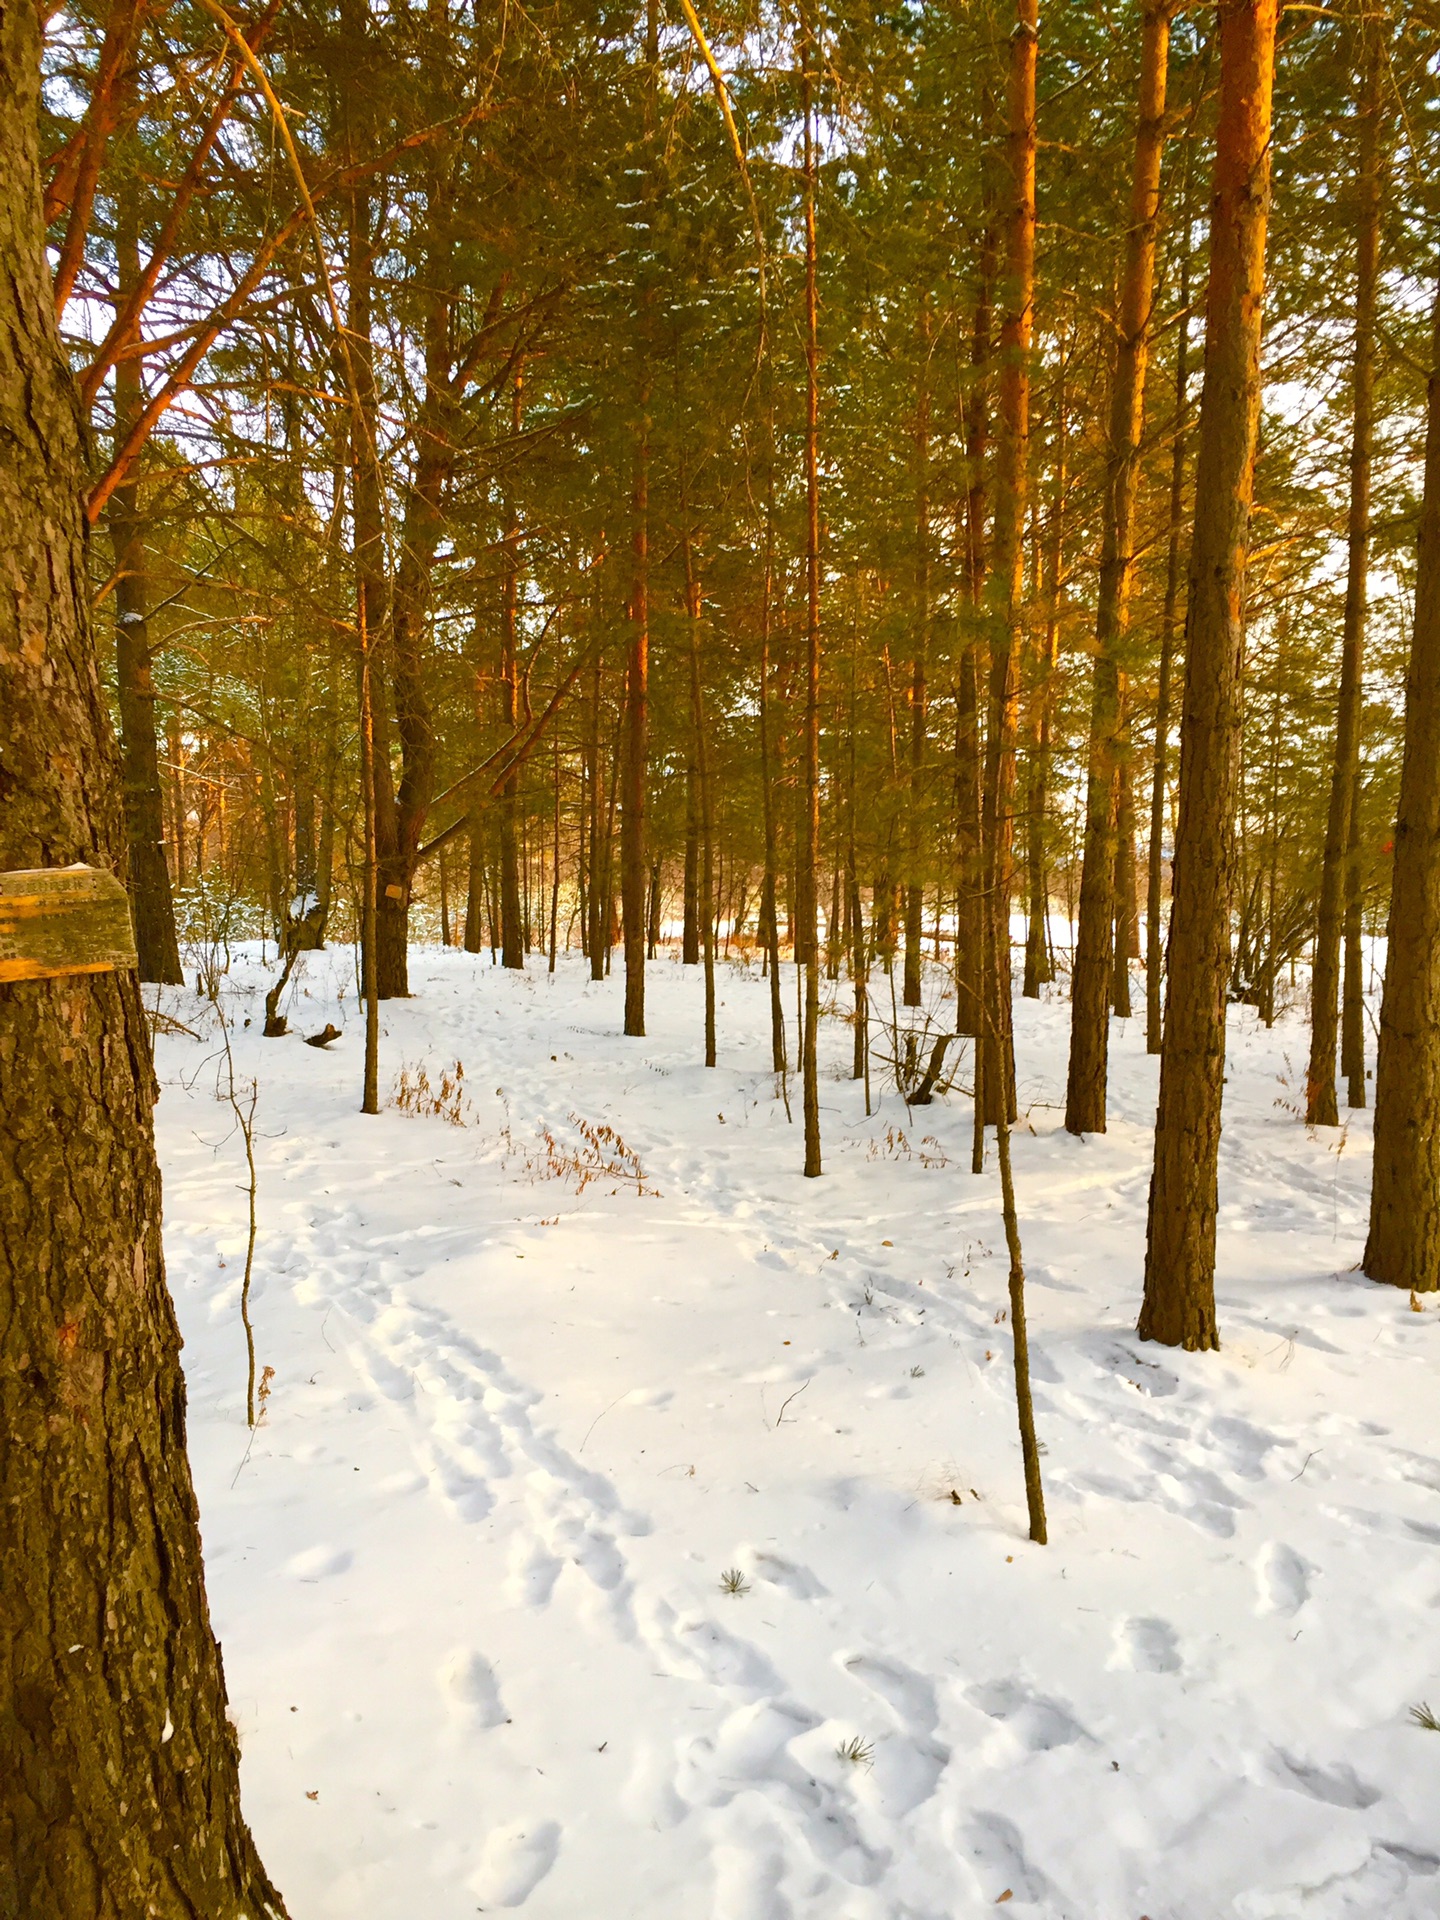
(155, 947, 1440, 1918)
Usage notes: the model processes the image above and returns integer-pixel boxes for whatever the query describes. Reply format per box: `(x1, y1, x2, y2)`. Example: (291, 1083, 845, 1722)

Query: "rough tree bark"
(1363, 269, 1440, 1295)
(1140, 0, 1276, 1350)
(1307, 23, 1383, 1125)
(0, 6, 288, 1908)
(1066, 0, 1171, 1132)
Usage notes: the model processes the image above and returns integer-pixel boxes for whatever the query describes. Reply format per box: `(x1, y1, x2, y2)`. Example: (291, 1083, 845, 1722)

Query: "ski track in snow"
(156, 949, 1440, 1919)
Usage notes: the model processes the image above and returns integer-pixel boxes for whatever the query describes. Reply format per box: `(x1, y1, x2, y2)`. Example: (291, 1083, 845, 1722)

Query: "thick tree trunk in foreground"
(1066, 0, 1170, 1132)
(979, 0, 1037, 1126)
(1363, 273, 1440, 1295)
(1140, 0, 1276, 1350)
(1308, 28, 1382, 1125)
(0, 11, 287, 1911)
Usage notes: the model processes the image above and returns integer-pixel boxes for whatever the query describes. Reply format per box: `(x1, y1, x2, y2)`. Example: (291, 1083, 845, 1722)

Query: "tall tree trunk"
(979, 0, 1037, 1127)
(684, 530, 717, 1066)
(1113, 748, 1139, 1014)
(1307, 25, 1383, 1124)
(683, 761, 701, 963)
(1363, 269, 1440, 1293)
(1146, 248, 1192, 1054)
(759, 544, 787, 1072)
(903, 302, 930, 1009)
(622, 397, 650, 1035)
(1342, 795, 1366, 1104)
(1140, 0, 1276, 1350)
(464, 815, 485, 953)
(498, 368, 525, 969)
(109, 131, 182, 984)
(801, 23, 823, 1176)
(1066, 0, 1171, 1131)
(954, 171, 995, 1042)
(586, 650, 606, 978)
(1023, 318, 1068, 999)
(0, 12, 288, 1907)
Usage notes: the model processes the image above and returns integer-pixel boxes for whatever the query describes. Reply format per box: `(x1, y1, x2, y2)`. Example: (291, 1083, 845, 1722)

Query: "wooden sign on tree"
(0, 866, 139, 984)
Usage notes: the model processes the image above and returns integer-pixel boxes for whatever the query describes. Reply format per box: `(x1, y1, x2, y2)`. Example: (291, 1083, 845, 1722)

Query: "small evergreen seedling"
(836, 1735, 873, 1767)
(1409, 1701, 1439, 1732)
(719, 1568, 750, 1596)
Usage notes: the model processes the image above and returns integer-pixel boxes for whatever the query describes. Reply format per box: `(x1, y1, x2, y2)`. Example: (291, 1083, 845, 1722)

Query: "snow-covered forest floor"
(151, 946, 1440, 1920)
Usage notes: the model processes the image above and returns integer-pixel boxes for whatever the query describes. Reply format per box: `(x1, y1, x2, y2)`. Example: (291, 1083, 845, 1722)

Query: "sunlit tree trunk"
(1023, 316, 1068, 999)
(684, 527, 717, 1065)
(1363, 269, 1440, 1295)
(1308, 24, 1383, 1124)
(1146, 249, 1192, 1055)
(622, 394, 650, 1035)
(499, 368, 525, 969)
(954, 193, 995, 1041)
(904, 303, 930, 1009)
(1066, 0, 1171, 1131)
(1140, 0, 1276, 1350)
(801, 20, 823, 1175)
(979, 0, 1037, 1126)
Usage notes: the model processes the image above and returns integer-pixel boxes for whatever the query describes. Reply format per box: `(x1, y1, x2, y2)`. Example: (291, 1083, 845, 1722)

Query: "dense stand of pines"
(7, 0, 1440, 1898)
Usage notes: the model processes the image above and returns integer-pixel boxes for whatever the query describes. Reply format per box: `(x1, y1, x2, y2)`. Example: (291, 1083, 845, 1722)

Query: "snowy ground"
(150, 944, 1440, 1920)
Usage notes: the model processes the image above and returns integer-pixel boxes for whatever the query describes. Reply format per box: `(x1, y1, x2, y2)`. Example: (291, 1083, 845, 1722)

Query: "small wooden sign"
(0, 866, 138, 984)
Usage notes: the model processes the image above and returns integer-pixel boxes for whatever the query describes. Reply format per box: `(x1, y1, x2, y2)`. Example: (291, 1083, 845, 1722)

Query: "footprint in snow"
(1255, 1541, 1310, 1616)
(710, 1820, 792, 1920)
(966, 1678, 1088, 1751)
(1111, 1616, 1182, 1674)
(467, 1819, 561, 1908)
(1269, 1750, 1381, 1811)
(506, 1534, 562, 1610)
(964, 1810, 1052, 1906)
(285, 1544, 352, 1582)
(746, 1550, 827, 1600)
(439, 1648, 507, 1729)
(842, 1652, 939, 1735)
